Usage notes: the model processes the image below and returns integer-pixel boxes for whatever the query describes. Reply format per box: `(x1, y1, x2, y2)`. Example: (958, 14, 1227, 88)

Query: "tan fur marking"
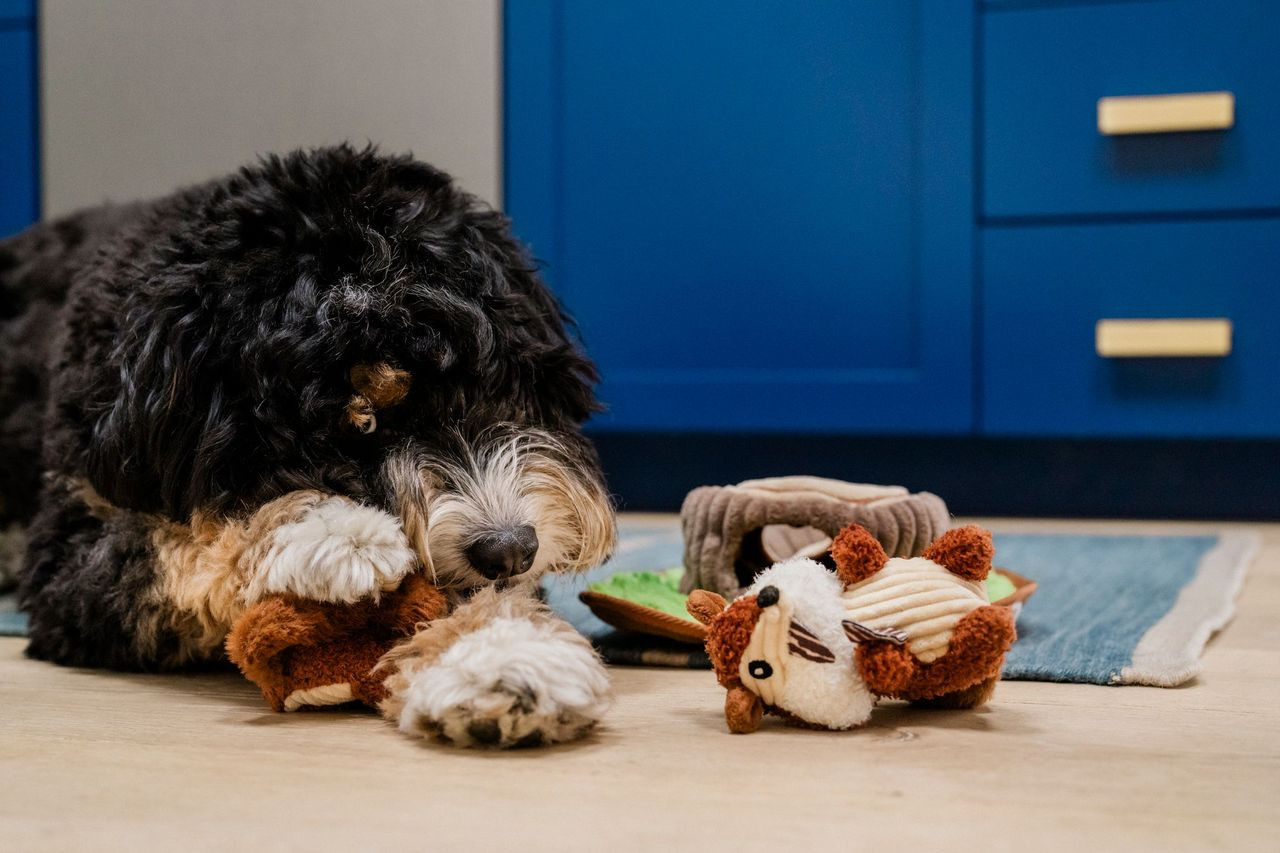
(384, 453, 435, 578)
(149, 491, 332, 663)
(65, 477, 120, 521)
(350, 362, 412, 408)
(519, 440, 617, 574)
(344, 394, 377, 433)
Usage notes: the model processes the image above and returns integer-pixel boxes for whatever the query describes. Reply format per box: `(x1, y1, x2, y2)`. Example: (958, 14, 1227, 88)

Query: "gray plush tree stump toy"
(680, 476, 951, 600)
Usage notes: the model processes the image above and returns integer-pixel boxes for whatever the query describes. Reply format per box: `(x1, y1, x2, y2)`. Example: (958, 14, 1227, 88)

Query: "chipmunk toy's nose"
(757, 585, 780, 608)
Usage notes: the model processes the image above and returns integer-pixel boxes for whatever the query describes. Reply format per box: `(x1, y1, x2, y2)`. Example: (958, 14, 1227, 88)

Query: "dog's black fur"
(1, 145, 605, 668)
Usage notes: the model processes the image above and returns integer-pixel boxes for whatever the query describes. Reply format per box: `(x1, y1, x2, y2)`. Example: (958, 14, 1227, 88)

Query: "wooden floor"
(2, 517, 1278, 852)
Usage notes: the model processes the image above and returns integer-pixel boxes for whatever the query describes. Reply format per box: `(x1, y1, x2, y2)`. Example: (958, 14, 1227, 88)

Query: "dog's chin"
(492, 574, 538, 593)
(456, 571, 533, 594)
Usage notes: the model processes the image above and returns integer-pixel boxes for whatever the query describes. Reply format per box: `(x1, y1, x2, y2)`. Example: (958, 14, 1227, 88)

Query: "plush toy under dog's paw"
(687, 522, 1017, 733)
(226, 573, 448, 712)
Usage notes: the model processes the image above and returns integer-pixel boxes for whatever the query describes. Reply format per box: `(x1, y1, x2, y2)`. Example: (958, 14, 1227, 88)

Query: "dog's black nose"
(466, 526, 539, 580)
(756, 585, 780, 608)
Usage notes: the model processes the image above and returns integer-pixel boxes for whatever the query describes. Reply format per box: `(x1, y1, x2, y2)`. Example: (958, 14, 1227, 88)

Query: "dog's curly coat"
(0, 145, 617, 747)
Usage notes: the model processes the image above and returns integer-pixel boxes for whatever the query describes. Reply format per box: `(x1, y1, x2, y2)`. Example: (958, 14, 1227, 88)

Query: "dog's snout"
(756, 585, 780, 608)
(466, 526, 539, 580)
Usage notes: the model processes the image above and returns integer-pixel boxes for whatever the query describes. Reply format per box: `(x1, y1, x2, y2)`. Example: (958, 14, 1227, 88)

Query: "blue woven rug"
(2, 521, 1257, 686)
(543, 520, 1259, 686)
(0, 589, 24, 637)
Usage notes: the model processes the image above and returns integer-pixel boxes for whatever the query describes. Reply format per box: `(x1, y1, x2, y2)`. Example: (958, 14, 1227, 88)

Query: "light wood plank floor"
(2, 517, 1277, 852)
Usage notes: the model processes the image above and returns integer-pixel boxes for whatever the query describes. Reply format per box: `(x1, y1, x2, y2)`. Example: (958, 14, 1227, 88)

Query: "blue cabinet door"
(505, 1, 975, 433)
(0, 10, 38, 239)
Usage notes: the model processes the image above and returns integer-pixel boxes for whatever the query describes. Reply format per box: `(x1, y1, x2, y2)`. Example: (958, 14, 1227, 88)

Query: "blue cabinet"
(0, 0, 38, 238)
(506, 0, 1280, 441)
(506, 1, 976, 433)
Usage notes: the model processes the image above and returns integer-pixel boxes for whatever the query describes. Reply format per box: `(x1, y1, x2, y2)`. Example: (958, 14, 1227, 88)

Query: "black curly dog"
(0, 145, 615, 671)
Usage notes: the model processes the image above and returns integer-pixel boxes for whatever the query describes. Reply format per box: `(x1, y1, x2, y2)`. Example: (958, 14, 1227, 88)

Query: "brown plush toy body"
(226, 573, 448, 712)
(835, 523, 1017, 708)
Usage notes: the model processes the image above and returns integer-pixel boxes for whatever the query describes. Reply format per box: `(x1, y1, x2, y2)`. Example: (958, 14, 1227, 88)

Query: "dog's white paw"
(394, 615, 612, 748)
(258, 497, 416, 603)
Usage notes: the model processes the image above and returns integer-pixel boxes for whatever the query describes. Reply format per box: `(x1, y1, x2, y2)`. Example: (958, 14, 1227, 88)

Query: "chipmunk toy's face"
(689, 559, 881, 732)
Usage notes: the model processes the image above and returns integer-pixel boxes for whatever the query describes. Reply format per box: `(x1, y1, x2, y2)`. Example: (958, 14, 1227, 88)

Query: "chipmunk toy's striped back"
(833, 523, 1017, 707)
(842, 557, 987, 663)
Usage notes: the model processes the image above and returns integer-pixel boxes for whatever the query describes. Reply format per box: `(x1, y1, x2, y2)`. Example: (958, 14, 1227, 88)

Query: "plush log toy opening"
(736, 524, 836, 588)
(680, 476, 952, 600)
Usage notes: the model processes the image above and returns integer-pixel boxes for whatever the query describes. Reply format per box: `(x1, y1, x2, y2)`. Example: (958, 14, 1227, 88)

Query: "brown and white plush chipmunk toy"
(687, 523, 1017, 733)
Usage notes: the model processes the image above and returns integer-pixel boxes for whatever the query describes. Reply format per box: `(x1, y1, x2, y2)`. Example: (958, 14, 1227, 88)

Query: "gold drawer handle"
(1096, 319, 1232, 358)
(1097, 91, 1234, 135)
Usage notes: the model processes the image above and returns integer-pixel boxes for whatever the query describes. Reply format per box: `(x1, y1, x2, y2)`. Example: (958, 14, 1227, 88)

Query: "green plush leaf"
(588, 567, 694, 621)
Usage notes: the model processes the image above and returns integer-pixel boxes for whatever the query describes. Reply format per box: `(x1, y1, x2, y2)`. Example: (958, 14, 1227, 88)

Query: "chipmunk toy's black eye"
(748, 660, 773, 680)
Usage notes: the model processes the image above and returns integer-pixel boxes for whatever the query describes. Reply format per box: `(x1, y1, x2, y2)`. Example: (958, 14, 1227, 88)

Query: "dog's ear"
(83, 314, 258, 516)
(82, 269, 347, 518)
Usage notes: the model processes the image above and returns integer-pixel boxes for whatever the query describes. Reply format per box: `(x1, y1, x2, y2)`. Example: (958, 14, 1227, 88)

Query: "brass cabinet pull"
(1095, 319, 1232, 358)
(1097, 91, 1234, 135)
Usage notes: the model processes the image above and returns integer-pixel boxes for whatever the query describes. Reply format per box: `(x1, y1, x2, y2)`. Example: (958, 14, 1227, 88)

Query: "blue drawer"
(983, 0, 1280, 219)
(0, 26, 39, 238)
(983, 219, 1280, 438)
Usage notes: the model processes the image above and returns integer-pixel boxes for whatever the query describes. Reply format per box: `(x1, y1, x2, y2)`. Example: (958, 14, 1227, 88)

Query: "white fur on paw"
(258, 498, 415, 603)
(396, 616, 612, 748)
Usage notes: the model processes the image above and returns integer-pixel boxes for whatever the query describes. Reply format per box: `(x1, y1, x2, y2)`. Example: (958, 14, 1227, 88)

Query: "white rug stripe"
(1116, 532, 1260, 687)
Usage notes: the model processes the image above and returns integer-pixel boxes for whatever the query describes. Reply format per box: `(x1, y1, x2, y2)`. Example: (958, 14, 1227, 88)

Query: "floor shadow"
(673, 696, 1041, 738)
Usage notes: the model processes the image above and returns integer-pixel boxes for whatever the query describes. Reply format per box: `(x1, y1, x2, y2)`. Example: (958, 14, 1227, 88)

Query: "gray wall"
(40, 0, 501, 217)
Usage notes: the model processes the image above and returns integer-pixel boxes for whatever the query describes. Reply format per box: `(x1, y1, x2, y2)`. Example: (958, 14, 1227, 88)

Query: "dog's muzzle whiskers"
(383, 426, 615, 590)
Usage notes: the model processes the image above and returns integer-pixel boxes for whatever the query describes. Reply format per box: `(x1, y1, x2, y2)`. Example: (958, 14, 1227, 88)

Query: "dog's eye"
(358, 413, 377, 434)
(748, 660, 773, 680)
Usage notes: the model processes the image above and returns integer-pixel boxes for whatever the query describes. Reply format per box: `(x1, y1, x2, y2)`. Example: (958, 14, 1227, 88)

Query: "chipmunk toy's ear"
(830, 523, 889, 585)
(922, 525, 994, 581)
(686, 590, 728, 625)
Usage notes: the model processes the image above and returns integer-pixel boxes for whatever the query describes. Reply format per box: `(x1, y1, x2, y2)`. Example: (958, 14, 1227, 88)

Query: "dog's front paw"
(394, 615, 611, 748)
(257, 497, 416, 603)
